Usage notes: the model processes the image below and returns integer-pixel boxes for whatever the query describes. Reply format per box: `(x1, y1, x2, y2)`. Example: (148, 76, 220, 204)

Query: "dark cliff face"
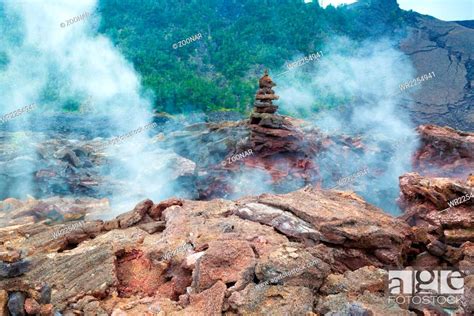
(398, 15, 473, 131)
(344, 1, 473, 131)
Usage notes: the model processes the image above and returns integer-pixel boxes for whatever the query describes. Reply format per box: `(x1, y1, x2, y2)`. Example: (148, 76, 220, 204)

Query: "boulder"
(7, 292, 26, 316)
(24, 298, 41, 315)
(192, 240, 256, 292)
(399, 172, 473, 244)
(413, 125, 474, 177)
(250, 186, 412, 266)
(228, 284, 314, 315)
(183, 281, 226, 315)
(316, 292, 416, 316)
(320, 266, 387, 295)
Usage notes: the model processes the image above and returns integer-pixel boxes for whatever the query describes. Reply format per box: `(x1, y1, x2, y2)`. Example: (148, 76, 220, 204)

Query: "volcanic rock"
(0, 260, 30, 278)
(191, 239, 256, 292)
(0, 249, 21, 263)
(247, 186, 412, 266)
(116, 199, 153, 228)
(24, 298, 41, 315)
(7, 292, 26, 316)
(148, 198, 183, 220)
(37, 285, 51, 306)
(413, 124, 474, 178)
(185, 281, 226, 315)
(228, 284, 314, 315)
(234, 202, 321, 243)
(54, 148, 82, 168)
(39, 304, 53, 316)
(255, 243, 330, 289)
(315, 291, 416, 316)
(398, 172, 473, 276)
(398, 14, 474, 131)
(399, 172, 473, 245)
(0, 186, 469, 314)
(253, 70, 279, 115)
(320, 266, 387, 295)
(0, 196, 110, 228)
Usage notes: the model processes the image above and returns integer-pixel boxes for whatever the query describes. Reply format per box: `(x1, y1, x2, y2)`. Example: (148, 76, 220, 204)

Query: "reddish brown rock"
(0, 249, 21, 262)
(399, 173, 473, 243)
(116, 249, 162, 297)
(252, 187, 412, 266)
(184, 281, 226, 315)
(39, 304, 53, 316)
(252, 70, 279, 115)
(192, 240, 256, 292)
(117, 199, 153, 228)
(0, 188, 464, 315)
(309, 243, 385, 273)
(137, 221, 165, 234)
(24, 298, 41, 315)
(320, 266, 387, 295)
(411, 251, 443, 269)
(464, 274, 474, 314)
(398, 172, 473, 269)
(148, 198, 183, 220)
(228, 284, 314, 315)
(103, 218, 120, 231)
(255, 243, 330, 290)
(459, 242, 474, 272)
(413, 125, 474, 178)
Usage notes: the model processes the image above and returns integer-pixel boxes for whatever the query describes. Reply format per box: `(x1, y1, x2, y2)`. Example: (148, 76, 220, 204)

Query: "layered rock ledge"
(0, 183, 471, 315)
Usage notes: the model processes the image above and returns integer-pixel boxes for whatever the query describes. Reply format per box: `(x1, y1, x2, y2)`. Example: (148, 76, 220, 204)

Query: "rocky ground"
(0, 121, 472, 315)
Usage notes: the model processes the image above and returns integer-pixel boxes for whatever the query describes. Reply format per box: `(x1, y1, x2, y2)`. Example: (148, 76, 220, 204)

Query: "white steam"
(277, 38, 419, 214)
(0, 0, 175, 215)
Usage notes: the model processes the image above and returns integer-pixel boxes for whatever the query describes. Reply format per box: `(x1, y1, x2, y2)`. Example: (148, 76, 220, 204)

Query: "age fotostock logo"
(388, 270, 466, 306)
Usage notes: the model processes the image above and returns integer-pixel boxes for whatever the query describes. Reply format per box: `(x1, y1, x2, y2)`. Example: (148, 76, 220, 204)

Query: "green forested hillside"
(97, 0, 407, 113)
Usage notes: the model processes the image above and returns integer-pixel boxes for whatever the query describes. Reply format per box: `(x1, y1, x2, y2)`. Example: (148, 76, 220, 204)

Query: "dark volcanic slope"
(340, 0, 473, 131)
(456, 20, 474, 29)
(399, 14, 474, 131)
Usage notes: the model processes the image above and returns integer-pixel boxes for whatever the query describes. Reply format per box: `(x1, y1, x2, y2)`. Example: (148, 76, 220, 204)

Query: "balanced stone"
(251, 70, 279, 117)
